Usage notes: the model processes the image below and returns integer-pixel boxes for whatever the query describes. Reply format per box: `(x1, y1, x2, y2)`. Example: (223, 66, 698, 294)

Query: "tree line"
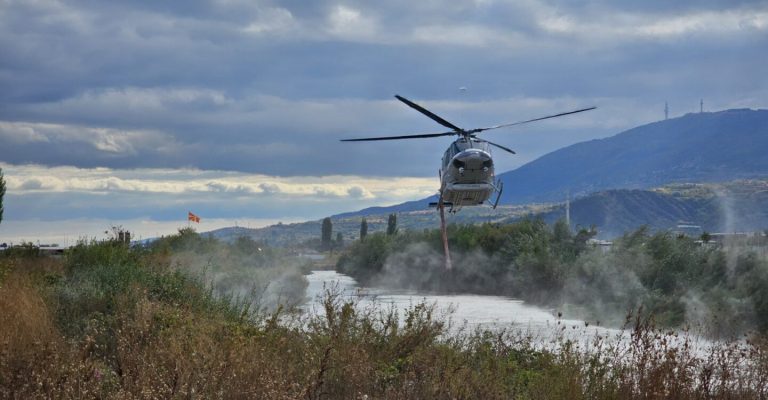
(318, 213, 397, 251)
(337, 219, 768, 336)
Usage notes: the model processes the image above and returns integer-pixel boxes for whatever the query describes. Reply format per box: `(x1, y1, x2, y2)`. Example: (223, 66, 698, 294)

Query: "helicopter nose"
(452, 149, 492, 169)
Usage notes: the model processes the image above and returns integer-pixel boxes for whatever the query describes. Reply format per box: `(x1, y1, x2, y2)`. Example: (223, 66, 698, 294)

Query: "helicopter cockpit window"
(442, 141, 459, 169)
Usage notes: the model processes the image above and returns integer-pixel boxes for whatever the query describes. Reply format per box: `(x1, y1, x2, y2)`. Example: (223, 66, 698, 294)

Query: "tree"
(104, 225, 132, 245)
(360, 218, 368, 241)
(0, 167, 5, 225)
(573, 225, 598, 254)
(387, 213, 397, 235)
(336, 232, 343, 247)
(321, 217, 333, 250)
(552, 218, 572, 245)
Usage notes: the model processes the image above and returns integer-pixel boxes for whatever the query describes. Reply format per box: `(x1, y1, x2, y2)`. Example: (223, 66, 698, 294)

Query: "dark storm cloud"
(1, 0, 766, 177)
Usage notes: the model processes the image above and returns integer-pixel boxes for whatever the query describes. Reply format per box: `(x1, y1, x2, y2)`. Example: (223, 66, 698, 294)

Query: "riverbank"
(2, 237, 767, 398)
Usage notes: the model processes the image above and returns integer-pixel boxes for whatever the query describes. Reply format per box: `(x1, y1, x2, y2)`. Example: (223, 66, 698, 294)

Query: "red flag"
(188, 211, 201, 223)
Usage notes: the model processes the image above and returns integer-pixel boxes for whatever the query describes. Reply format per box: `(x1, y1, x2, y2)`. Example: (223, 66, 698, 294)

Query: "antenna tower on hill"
(665, 101, 669, 120)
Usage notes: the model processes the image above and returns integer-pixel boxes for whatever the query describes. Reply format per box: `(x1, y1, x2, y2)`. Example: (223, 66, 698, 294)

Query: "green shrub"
(2, 245, 768, 398)
(337, 221, 768, 335)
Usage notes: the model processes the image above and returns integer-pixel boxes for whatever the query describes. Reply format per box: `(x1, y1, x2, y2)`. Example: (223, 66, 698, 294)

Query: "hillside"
(206, 180, 768, 244)
(497, 108, 768, 204)
(338, 108, 768, 216)
(206, 203, 554, 246)
(537, 180, 768, 237)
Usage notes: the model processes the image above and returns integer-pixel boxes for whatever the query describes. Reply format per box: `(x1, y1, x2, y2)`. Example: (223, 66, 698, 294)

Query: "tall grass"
(1, 240, 767, 398)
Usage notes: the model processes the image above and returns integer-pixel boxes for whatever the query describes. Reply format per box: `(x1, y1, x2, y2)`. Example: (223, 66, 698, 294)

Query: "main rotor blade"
(340, 131, 456, 142)
(476, 138, 516, 154)
(395, 95, 463, 132)
(472, 106, 597, 133)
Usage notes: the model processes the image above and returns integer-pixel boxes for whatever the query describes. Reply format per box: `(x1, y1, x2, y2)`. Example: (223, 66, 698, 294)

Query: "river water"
(302, 271, 757, 386)
(304, 270, 623, 343)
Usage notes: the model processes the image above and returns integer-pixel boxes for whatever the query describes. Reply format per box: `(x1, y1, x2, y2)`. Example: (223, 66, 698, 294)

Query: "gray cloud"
(259, 182, 281, 195)
(346, 186, 369, 199)
(206, 181, 253, 194)
(0, 0, 766, 179)
(19, 179, 43, 190)
(1, 0, 766, 243)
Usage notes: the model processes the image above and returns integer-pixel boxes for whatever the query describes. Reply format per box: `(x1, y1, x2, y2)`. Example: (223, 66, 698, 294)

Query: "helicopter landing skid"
(491, 180, 504, 209)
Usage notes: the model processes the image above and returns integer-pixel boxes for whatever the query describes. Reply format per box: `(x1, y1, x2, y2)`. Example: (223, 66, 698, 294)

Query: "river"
(302, 271, 754, 387)
(304, 270, 624, 343)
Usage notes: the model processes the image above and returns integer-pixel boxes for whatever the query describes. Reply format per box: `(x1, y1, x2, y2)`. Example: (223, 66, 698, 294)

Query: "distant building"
(117, 230, 131, 244)
(673, 222, 703, 237)
(587, 238, 613, 253)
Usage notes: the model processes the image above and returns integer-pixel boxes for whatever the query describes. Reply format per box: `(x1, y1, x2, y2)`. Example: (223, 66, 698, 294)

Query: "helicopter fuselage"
(341, 94, 595, 270)
(440, 137, 497, 208)
(341, 94, 593, 212)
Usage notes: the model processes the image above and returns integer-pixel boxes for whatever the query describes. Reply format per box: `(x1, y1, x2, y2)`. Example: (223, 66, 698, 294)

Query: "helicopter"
(341, 94, 595, 269)
(342, 95, 595, 212)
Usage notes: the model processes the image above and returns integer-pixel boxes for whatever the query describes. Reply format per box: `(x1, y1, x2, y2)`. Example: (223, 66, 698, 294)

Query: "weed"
(1, 236, 767, 398)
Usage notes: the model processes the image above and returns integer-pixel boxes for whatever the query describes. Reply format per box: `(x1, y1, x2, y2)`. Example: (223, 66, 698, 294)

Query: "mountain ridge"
(498, 108, 768, 204)
(204, 180, 768, 244)
(201, 108, 768, 243)
(536, 180, 768, 238)
(337, 108, 768, 217)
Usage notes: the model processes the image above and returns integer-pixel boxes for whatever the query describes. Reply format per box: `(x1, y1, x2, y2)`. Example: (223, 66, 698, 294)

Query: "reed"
(1, 240, 766, 399)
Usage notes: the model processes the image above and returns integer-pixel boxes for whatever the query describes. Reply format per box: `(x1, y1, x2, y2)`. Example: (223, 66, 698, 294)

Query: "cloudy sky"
(1, 0, 767, 243)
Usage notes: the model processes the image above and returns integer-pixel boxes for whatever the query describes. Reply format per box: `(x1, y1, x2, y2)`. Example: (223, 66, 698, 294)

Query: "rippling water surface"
(304, 270, 622, 342)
